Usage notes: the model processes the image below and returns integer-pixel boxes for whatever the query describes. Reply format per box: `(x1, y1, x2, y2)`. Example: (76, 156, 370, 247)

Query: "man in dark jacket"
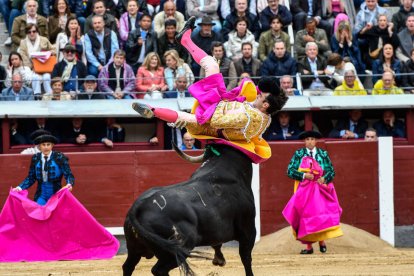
(392, 0, 414, 33)
(84, 0, 118, 34)
(125, 14, 158, 73)
(233, 42, 262, 82)
(261, 40, 296, 78)
(52, 44, 87, 93)
(259, 0, 292, 32)
(264, 111, 301, 140)
(222, 0, 261, 40)
(157, 19, 189, 64)
(328, 109, 369, 139)
(290, 0, 331, 35)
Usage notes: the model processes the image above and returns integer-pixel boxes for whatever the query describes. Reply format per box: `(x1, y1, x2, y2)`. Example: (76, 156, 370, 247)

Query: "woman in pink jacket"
(135, 52, 168, 99)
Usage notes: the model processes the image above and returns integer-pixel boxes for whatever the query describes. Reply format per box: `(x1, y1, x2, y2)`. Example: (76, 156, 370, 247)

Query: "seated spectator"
(290, 0, 332, 35)
(392, 0, 414, 33)
(11, 0, 48, 51)
(153, 1, 185, 38)
(5, 52, 35, 90)
(163, 50, 194, 91)
(372, 44, 402, 86)
(56, 18, 87, 64)
(190, 16, 223, 76)
(372, 71, 404, 95)
(19, 24, 55, 97)
(357, 14, 399, 68)
(280, 75, 301, 96)
(327, 53, 363, 88)
(221, 0, 257, 20)
(224, 16, 258, 62)
(136, 52, 168, 99)
(295, 17, 331, 59)
(21, 129, 51, 155)
(396, 13, 414, 62)
(181, 132, 198, 150)
(364, 127, 378, 141)
(187, 0, 222, 34)
(48, 0, 76, 44)
(164, 74, 191, 98)
(261, 40, 297, 78)
(333, 70, 367, 96)
(298, 42, 333, 95)
(373, 110, 406, 138)
(325, 0, 345, 21)
(258, 15, 291, 62)
(259, 0, 292, 32)
(98, 50, 136, 99)
(117, 0, 150, 17)
(233, 42, 262, 82)
(328, 109, 368, 139)
(62, 118, 94, 144)
(99, 117, 126, 148)
(222, 0, 260, 40)
(85, 15, 119, 76)
(52, 44, 88, 94)
(10, 119, 28, 145)
(331, 20, 365, 75)
(264, 111, 301, 140)
(199, 41, 238, 90)
(26, 117, 61, 143)
(119, 0, 143, 45)
(401, 48, 414, 94)
(77, 75, 106, 99)
(65, 0, 88, 32)
(353, 0, 390, 36)
(84, 0, 118, 34)
(42, 77, 72, 101)
(1, 73, 34, 101)
(125, 14, 158, 74)
(157, 19, 189, 64)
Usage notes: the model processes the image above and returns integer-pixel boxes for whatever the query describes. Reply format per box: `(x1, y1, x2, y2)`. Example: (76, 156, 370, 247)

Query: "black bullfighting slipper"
(132, 103, 154, 119)
(300, 248, 314, 254)
(175, 16, 196, 43)
(320, 245, 327, 253)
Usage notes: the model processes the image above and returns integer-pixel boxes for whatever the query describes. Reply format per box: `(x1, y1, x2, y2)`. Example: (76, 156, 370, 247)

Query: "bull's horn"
(172, 142, 205, 163)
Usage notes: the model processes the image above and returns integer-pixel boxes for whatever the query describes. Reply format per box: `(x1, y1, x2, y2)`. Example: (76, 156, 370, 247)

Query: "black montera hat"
(258, 76, 281, 96)
(30, 129, 51, 141)
(298, 130, 322, 139)
(34, 134, 58, 145)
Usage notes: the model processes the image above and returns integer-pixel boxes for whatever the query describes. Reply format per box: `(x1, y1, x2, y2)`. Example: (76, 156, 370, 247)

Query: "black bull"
(123, 145, 257, 276)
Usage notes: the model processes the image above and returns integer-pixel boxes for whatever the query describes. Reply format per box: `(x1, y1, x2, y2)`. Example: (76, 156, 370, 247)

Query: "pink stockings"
(153, 108, 197, 124)
(180, 29, 219, 77)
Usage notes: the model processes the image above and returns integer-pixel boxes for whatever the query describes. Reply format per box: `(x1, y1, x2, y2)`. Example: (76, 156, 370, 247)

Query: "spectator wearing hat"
(295, 17, 331, 60)
(1, 72, 34, 101)
(98, 50, 136, 99)
(12, 134, 75, 206)
(78, 75, 106, 99)
(84, 15, 120, 77)
(187, 0, 222, 34)
(125, 14, 158, 74)
(284, 130, 342, 254)
(153, 1, 185, 38)
(190, 15, 223, 76)
(42, 77, 72, 101)
(157, 19, 189, 64)
(55, 17, 87, 64)
(52, 44, 88, 94)
(21, 129, 52, 154)
(222, 0, 260, 40)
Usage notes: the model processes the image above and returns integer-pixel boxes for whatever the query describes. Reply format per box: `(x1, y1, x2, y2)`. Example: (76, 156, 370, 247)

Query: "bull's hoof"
(132, 102, 154, 118)
(212, 257, 226, 267)
(175, 16, 196, 43)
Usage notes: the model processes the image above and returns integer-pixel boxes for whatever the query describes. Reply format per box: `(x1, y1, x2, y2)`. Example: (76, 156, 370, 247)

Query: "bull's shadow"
(123, 144, 256, 276)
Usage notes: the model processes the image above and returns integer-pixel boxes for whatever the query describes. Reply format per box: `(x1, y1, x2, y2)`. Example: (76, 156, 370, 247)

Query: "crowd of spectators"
(0, 0, 412, 143)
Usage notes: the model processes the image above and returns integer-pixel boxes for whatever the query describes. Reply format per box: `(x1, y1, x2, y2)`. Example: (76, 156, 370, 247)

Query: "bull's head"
(172, 142, 206, 163)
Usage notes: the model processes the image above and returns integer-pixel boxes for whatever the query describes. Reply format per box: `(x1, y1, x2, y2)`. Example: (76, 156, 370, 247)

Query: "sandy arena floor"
(2, 225, 414, 276)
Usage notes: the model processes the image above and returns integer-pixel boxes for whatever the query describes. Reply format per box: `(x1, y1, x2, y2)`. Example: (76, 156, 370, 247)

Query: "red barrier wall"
(0, 142, 411, 236)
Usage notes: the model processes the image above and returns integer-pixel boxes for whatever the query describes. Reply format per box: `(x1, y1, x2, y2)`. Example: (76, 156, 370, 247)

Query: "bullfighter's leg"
(212, 244, 226, 266)
(132, 103, 197, 124)
(176, 16, 219, 77)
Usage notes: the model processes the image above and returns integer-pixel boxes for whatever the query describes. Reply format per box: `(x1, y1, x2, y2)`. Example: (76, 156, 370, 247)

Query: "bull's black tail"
(127, 205, 195, 275)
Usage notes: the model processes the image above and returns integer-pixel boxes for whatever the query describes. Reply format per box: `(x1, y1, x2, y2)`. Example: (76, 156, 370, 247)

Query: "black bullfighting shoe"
(132, 102, 154, 119)
(175, 16, 196, 44)
(320, 245, 327, 253)
(300, 248, 314, 254)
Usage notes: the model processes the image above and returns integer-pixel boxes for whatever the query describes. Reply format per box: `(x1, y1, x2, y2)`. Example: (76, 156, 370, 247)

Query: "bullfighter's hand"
(304, 173, 314, 180)
(65, 184, 73, 191)
(12, 186, 22, 192)
(174, 118, 187, 129)
(317, 177, 325, 184)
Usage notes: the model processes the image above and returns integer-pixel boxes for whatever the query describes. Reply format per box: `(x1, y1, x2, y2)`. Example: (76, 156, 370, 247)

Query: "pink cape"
(282, 157, 342, 241)
(0, 188, 119, 262)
